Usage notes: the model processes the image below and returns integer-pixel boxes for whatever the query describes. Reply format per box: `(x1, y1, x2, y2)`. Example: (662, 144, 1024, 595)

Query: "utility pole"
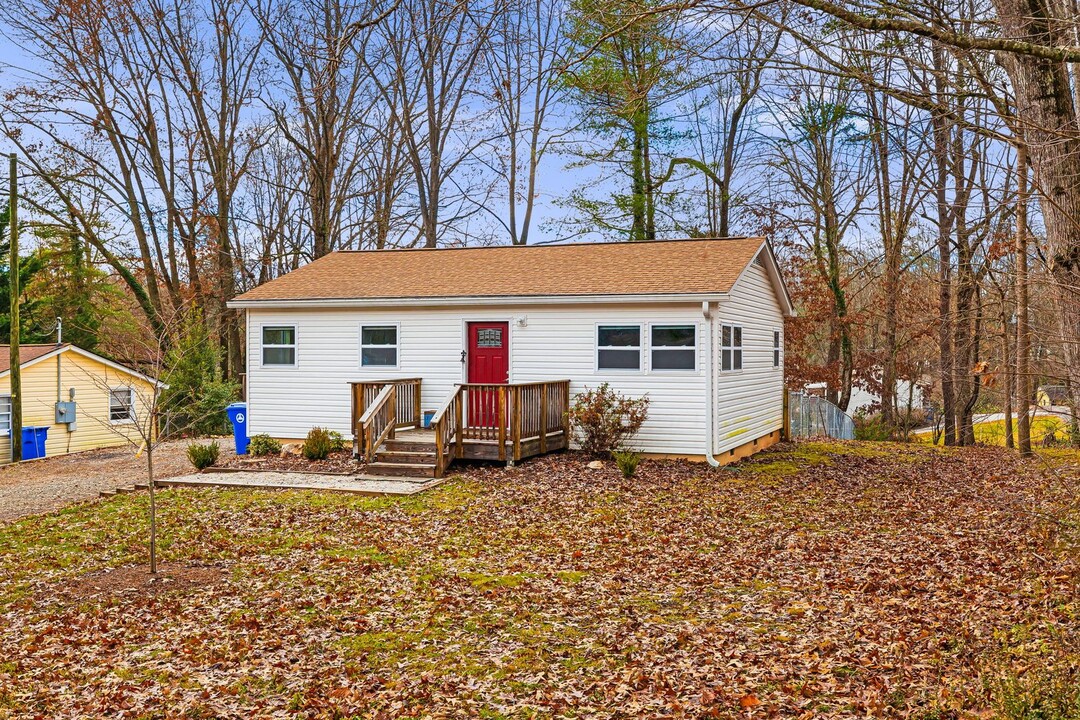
(8, 154, 20, 462)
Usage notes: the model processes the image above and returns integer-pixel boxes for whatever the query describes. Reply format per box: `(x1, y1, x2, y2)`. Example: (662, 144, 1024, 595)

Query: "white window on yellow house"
(0, 395, 10, 435)
(109, 388, 135, 423)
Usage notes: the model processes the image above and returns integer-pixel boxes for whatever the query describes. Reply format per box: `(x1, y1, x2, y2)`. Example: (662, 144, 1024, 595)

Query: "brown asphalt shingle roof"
(234, 237, 768, 303)
(0, 344, 67, 373)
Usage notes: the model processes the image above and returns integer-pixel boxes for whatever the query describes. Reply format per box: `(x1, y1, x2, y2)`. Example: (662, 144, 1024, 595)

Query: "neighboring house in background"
(229, 238, 795, 476)
(806, 378, 927, 416)
(0, 344, 160, 464)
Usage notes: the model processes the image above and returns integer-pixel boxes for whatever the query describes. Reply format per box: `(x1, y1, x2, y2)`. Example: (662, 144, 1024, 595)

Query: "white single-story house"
(228, 238, 794, 477)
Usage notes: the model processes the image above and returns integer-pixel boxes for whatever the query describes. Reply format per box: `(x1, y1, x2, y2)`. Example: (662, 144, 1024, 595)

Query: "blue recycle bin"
(21, 426, 49, 461)
(225, 402, 249, 455)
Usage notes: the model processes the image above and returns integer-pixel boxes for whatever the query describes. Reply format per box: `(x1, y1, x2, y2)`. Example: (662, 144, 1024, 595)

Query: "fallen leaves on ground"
(0, 441, 1078, 719)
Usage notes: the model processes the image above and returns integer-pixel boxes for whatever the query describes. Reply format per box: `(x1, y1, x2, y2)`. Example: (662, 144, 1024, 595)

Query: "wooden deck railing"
(350, 378, 422, 455)
(432, 380, 571, 475)
(358, 383, 396, 462)
(431, 386, 463, 477)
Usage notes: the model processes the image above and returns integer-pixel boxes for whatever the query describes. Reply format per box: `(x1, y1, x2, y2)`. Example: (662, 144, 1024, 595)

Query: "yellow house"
(1, 344, 160, 464)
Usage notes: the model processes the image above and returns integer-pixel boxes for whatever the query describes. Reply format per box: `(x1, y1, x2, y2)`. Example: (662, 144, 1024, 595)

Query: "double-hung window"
(361, 325, 399, 367)
(0, 395, 10, 436)
(721, 324, 743, 371)
(773, 330, 782, 368)
(109, 387, 135, 423)
(262, 326, 296, 366)
(597, 325, 642, 371)
(651, 325, 696, 371)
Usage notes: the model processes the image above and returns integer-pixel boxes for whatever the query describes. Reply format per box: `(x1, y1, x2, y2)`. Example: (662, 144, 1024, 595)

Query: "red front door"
(467, 322, 509, 427)
(468, 322, 510, 384)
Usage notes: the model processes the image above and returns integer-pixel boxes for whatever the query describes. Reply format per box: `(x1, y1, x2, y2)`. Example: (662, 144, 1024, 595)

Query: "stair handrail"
(431, 384, 463, 477)
(359, 382, 397, 462)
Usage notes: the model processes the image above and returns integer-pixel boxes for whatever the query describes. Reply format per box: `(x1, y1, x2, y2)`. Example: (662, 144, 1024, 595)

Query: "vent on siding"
(754, 252, 766, 267)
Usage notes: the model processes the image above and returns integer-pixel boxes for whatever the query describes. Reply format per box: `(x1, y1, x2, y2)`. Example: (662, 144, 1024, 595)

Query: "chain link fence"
(787, 391, 856, 440)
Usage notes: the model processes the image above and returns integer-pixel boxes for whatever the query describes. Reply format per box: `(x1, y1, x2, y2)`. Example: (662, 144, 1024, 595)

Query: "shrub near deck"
(0, 442, 1078, 718)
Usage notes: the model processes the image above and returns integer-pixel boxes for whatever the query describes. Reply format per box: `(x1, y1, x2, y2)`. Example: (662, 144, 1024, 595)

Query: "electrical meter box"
(55, 401, 77, 426)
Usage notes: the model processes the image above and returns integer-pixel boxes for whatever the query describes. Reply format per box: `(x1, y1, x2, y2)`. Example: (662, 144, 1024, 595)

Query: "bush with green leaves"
(567, 383, 649, 457)
(186, 441, 220, 470)
(302, 427, 335, 461)
(613, 450, 641, 479)
(248, 433, 282, 457)
(853, 412, 894, 441)
(159, 309, 240, 437)
(327, 430, 347, 453)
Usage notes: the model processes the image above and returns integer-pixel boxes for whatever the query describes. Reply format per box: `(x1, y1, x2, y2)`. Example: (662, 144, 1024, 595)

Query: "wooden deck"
(350, 379, 571, 478)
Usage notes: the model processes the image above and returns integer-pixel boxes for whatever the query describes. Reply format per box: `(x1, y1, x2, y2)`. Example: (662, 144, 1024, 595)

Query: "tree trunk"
(931, 44, 957, 446)
(147, 444, 157, 575)
(994, 0, 1080, 438)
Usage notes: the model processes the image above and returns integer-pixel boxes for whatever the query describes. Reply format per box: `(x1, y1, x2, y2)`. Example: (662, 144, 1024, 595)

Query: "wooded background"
(1, 0, 1078, 448)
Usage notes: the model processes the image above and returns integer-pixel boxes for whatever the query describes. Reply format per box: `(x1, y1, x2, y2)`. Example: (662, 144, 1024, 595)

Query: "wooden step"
(375, 449, 437, 464)
(382, 439, 438, 453)
(365, 461, 437, 478)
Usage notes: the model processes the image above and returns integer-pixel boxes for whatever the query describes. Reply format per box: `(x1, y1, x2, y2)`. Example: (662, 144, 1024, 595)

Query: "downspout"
(702, 301, 720, 468)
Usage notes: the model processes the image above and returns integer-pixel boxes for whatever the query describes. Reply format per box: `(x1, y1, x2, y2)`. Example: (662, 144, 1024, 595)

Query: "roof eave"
(228, 292, 730, 310)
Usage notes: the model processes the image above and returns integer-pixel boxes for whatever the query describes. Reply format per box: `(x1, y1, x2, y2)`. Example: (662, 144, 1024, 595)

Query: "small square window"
(597, 325, 641, 370)
(262, 326, 296, 366)
(109, 388, 135, 423)
(0, 395, 10, 436)
(361, 325, 398, 367)
(651, 325, 695, 370)
(721, 324, 743, 372)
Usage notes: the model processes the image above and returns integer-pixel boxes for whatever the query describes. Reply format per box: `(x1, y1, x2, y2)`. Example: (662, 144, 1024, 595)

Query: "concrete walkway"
(156, 470, 444, 496)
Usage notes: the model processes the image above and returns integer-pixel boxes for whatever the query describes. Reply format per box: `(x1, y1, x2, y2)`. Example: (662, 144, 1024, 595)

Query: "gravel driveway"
(0, 439, 235, 524)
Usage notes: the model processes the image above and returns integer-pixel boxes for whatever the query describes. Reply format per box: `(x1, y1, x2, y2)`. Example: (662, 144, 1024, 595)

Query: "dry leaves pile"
(1, 441, 1078, 719)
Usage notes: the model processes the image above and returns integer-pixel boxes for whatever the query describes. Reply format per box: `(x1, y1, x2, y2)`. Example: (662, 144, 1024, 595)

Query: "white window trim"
(260, 323, 298, 368)
(359, 322, 401, 369)
(720, 323, 744, 373)
(595, 322, 644, 373)
(648, 323, 698, 373)
(109, 387, 136, 425)
(0, 394, 10, 437)
(773, 329, 782, 368)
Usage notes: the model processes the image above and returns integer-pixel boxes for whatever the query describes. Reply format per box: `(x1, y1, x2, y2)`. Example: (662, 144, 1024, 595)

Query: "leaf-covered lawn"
(2, 442, 1079, 719)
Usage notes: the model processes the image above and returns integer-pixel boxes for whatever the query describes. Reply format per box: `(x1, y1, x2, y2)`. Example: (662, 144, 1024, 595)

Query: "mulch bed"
(218, 450, 363, 475)
(61, 563, 227, 601)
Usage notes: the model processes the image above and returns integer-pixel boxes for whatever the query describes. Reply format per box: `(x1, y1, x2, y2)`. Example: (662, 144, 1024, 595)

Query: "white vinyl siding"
(713, 258, 786, 454)
(246, 304, 710, 455)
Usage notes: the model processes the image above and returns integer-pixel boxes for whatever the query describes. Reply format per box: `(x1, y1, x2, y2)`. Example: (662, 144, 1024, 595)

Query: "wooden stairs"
(365, 437, 439, 479)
